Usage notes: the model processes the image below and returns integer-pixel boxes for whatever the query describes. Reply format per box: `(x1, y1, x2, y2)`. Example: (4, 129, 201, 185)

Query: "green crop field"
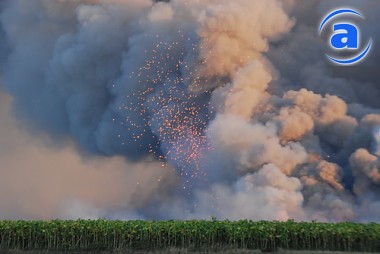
(0, 220, 380, 253)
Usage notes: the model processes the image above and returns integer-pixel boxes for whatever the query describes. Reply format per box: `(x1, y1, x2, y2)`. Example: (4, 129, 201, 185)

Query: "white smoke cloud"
(190, 164, 305, 221)
(0, 91, 177, 220)
(0, 0, 380, 221)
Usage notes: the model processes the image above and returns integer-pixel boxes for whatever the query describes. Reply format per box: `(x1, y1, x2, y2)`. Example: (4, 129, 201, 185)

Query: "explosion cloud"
(0, 0, 380, 222)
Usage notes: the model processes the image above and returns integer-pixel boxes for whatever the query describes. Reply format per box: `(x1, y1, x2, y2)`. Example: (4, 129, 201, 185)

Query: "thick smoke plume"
(1, 0, 380, 221)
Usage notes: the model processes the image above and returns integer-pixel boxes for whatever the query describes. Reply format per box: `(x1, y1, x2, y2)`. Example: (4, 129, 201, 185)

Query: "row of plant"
(0, 219, 379, 252)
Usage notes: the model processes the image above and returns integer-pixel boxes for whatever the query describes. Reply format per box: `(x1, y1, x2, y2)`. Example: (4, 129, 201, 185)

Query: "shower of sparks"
(116, 30, 212, 195)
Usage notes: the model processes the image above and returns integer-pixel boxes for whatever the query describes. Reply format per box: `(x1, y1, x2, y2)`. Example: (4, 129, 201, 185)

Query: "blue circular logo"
(319, 8, 373, 65)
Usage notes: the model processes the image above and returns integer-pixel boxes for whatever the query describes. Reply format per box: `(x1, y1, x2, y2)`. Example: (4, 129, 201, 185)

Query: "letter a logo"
(331, 24, 358, 49)
(319, 8, 373, 65)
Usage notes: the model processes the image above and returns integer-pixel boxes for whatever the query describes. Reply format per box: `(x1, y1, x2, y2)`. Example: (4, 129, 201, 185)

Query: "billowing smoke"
(1, 0, 380, 222)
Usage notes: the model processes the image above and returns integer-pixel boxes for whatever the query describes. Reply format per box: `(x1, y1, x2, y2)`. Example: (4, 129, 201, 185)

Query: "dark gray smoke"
(0, 0, 380, 222)
(0, 0, 7, 75)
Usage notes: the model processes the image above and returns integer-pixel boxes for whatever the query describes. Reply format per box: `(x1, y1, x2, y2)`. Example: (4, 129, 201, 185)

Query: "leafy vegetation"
(0, 220, 379, 252)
